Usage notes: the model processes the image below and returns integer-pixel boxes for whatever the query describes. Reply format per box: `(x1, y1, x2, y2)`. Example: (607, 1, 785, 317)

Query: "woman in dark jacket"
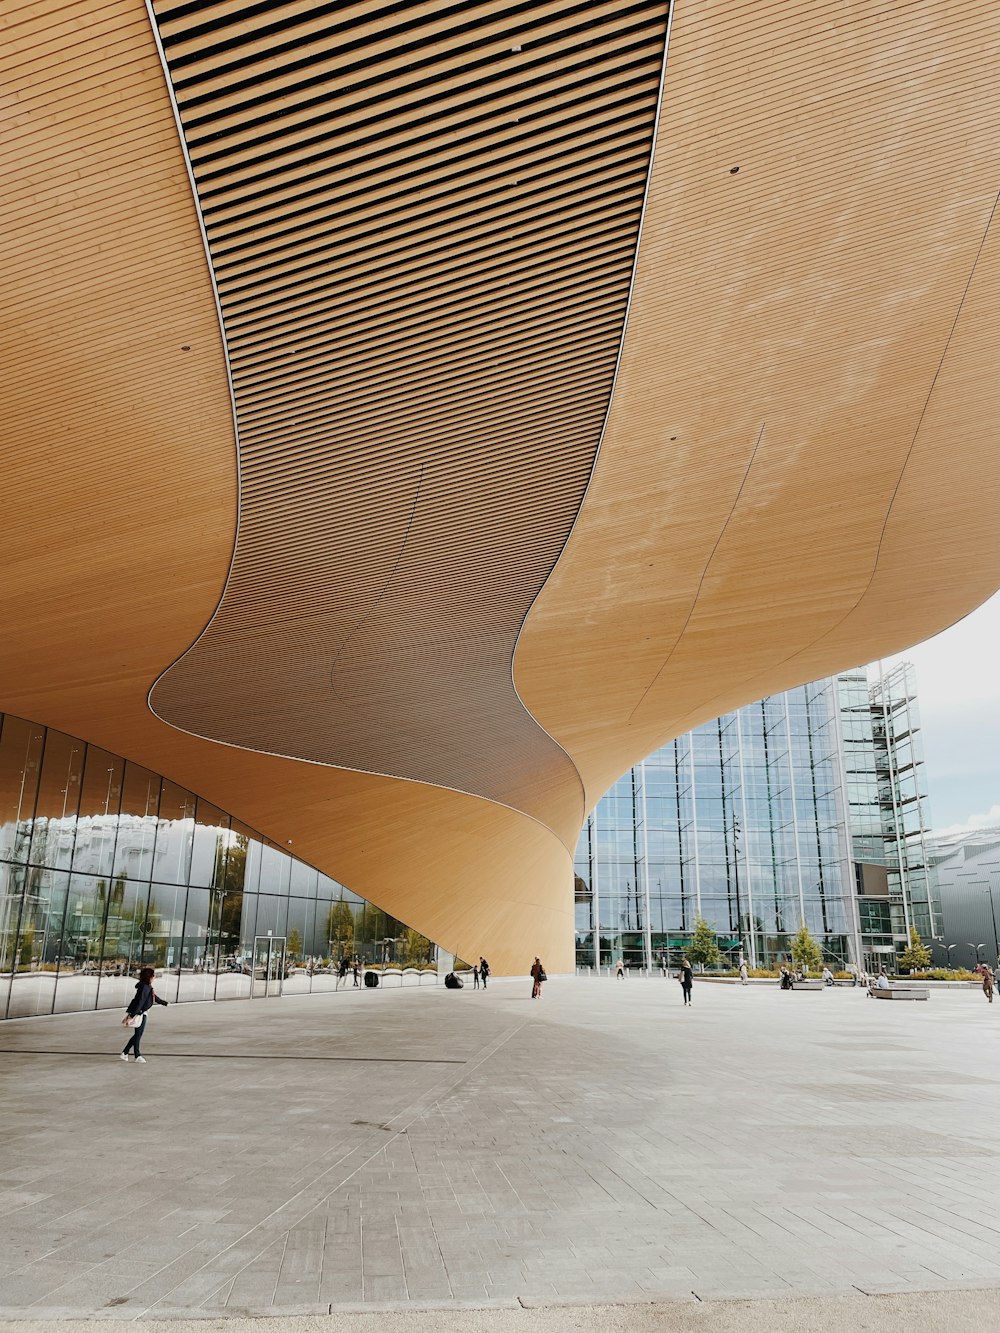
(120, 967, 167, 1063)
(530, 957, 545, 999)
(678, 957, 694, 1006)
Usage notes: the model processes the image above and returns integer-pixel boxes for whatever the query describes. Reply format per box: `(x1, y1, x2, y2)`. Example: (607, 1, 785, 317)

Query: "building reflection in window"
(0, 711, 438, 1019)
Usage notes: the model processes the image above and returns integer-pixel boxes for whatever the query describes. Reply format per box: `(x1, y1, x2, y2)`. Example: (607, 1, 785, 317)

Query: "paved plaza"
(2, 977, 1000, 1326)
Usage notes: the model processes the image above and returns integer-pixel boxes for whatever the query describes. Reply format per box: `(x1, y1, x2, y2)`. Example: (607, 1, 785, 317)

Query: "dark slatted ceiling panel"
(148, 0, 669, 838)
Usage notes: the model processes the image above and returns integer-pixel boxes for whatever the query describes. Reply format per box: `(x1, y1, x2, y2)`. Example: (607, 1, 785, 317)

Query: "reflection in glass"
(73, 748, 124, 879)
(27, 730, 83, 871)
(0, 709, 441, 1019)
(0, 716, 44, 867)
(154, 781, 196, 886)
(190, 800, 229, 888)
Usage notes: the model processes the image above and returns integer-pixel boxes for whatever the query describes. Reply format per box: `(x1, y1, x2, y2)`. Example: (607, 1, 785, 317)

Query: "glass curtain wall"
(838, 668, 898, 966)
(575, 678, 854, 971)
(869, 663, 938, 944)
(0, 711, 438, 1020)
(840, 664, 938, 970)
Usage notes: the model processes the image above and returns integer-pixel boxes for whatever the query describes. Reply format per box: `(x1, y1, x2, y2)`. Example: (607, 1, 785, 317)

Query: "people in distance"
(678, 956, 694, 1005)
(530, 956, 545, 999)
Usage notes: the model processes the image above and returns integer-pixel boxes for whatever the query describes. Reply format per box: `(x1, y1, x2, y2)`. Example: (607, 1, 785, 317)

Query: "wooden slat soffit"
(146, 0, 671, 839)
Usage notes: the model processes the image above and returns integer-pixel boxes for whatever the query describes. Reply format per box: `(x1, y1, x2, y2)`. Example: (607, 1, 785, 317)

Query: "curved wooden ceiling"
(515, 0, 1000, 809)
(147, 0, 670, 836)
(3, 0, 999, 973)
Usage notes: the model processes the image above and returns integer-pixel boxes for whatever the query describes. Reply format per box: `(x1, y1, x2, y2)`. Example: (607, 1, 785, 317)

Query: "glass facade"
(575, 678, 854, 971)
(930, 829, 1000, 972)
(869, 664, 938, 940)
(0, 711, 438, 1020)
(841, 664, 938, 970)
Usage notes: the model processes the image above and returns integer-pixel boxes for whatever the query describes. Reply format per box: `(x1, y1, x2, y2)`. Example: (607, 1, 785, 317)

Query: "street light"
(732, 815, 744, 957)
(969, 943, 986, 967)
(941, 942, 957, 969)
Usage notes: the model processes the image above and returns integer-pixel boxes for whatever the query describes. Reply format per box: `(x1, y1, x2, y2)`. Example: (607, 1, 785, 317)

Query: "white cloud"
(932, 806, 1000, 838)
(869, 589, 1000, 828)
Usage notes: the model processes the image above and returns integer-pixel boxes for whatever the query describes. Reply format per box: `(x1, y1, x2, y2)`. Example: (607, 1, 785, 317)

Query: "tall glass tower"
(575, 677, 855, 971)
(842, 663, 938, 968)
(575, 667, 935, 973)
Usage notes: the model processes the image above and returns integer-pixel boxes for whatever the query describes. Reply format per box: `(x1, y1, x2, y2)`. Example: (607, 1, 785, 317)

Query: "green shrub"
(722, 967, 781, 978)
(899, 968, 978, 982)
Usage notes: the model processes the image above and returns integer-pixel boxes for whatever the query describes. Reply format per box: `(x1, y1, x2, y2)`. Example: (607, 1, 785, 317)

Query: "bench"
(870, 986, 929, 1001)
(790, 979, 824, 991)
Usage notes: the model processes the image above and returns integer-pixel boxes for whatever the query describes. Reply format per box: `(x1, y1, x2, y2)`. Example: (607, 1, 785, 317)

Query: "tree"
(286, 928, 302, 961)
(400, 926, 431, 966)
(898, 925, 931, 973)
(687, 915, 721, 970)
(18, 927, 35, 970)
(790, 922, 823, 974)
(326, 900, 355, 959)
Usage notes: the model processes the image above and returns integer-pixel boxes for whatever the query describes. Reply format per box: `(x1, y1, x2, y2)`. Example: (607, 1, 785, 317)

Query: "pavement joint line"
(7, 986, 1000, 1320)
(8, 1284, 1000, 1322)
(135, 1016, 534, 1320)
(0, 1051, 466, 1063)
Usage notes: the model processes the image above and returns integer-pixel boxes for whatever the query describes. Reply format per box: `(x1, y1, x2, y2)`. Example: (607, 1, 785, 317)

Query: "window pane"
(72, 748, 124, 878)
(0, 715, 43, 864)
(27, 730, 83, 870)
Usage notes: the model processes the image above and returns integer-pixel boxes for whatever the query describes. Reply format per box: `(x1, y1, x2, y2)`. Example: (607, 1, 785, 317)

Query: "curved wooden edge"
(516, 0, 1000, 808)
(1, 0, 574, 974)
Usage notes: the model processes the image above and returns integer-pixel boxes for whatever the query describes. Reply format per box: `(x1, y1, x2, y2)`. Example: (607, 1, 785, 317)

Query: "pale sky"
(868, 590, 1000, 834)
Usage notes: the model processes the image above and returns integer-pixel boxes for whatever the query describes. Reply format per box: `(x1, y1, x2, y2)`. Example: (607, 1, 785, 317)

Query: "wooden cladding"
(147, 0, 670, 838)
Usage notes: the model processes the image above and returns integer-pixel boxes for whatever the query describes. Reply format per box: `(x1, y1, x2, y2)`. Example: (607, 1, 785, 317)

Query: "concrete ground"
(1, 976, 1000, 1329)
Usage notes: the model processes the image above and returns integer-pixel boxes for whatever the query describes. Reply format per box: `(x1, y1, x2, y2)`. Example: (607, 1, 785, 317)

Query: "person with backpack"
(530, 957, 546, 999)
(479, 957, 490, 989)
(120, 967, 167, 1063)
(678, 957, 694, 1006)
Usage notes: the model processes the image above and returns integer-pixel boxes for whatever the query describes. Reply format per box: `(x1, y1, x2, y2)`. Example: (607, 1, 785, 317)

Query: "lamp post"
(969, 943, 986, 967)
(732, 815, 744, 956)
(941, 942, 957, 970)
(983, 885, 1000, 968)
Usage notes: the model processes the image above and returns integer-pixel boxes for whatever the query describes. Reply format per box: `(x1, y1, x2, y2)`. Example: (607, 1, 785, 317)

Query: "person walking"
(472, 963, 480, 989)
(120, 966, 167, 1063)
(479, 957, 490, 990)
(739, 957, 749, 985)
(983, 964, 994, 1005)
(678, 957, 693, 1006)
(615, 957, 625, 979)
(336, 956, 349, 990)
(530, 957, 545, 999)
(352, 955, 360, 987)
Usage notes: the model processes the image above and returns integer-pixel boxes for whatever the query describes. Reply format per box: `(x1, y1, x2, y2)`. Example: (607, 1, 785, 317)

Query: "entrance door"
(251, 935, 286, 998)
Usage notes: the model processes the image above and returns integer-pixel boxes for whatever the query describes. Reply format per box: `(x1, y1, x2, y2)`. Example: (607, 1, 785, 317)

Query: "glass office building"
(575, 667, 937, 973)
(929, 828, 1000, 972)
(575, 678, 855, 971)
(0, 711, 438, 1020)
(840, 664, 938, 969)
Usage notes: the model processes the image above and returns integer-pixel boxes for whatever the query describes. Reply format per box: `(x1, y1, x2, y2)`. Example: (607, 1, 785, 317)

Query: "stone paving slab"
(2, 979, 1000, 1319)
(4, 1287, 1000, 1332)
